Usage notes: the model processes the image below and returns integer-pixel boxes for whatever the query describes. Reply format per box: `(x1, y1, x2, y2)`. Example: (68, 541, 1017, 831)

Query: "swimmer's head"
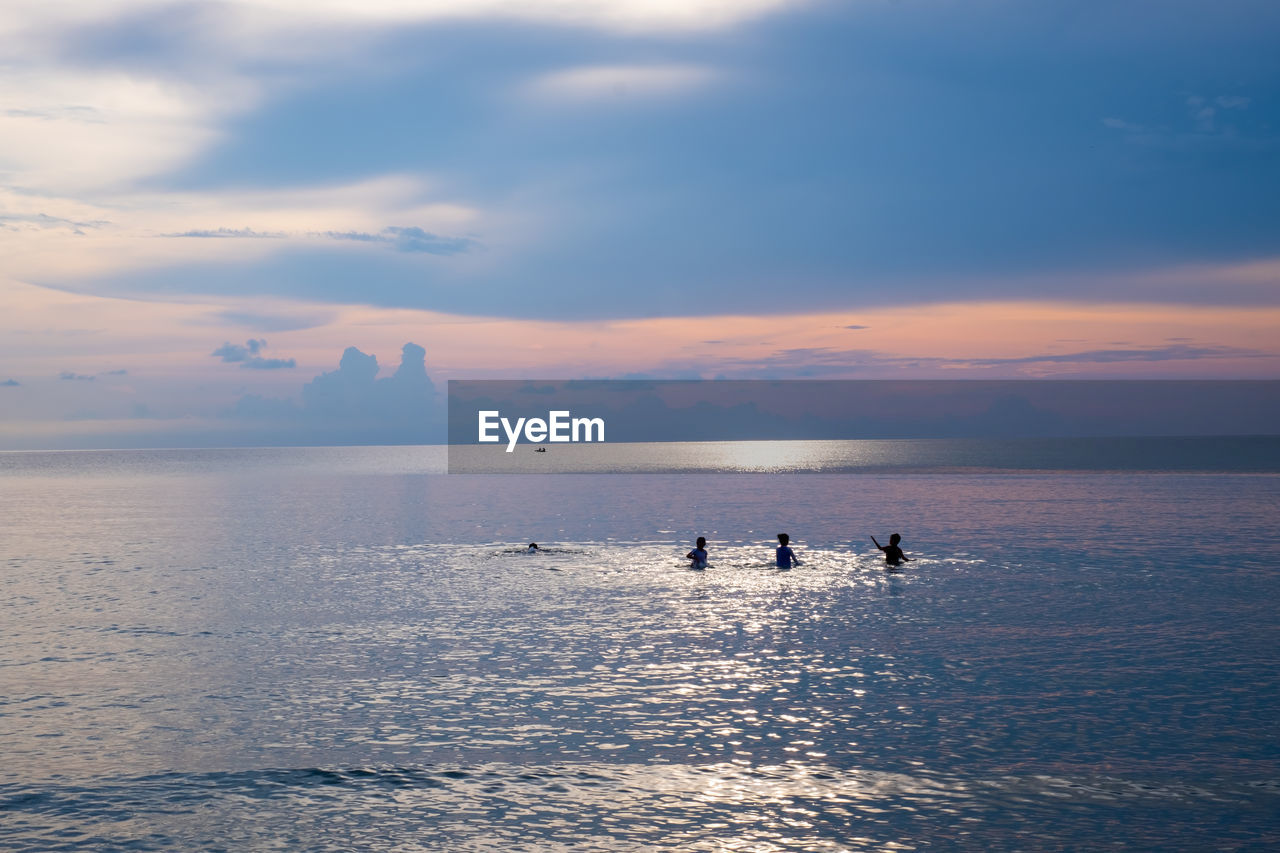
(696, 537, 706, 548)
(528, 542, 538, 550)
(889, 533, 901, 546)
(777, 533, 789, 546)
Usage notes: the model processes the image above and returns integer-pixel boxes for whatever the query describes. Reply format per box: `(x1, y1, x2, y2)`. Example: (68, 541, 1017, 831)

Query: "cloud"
(301, 342, 434, 419)
(1102, 117, 1144, 133)
(211, 338, 296, 369)
(958, 343, 1268, 366)
(1216, 95, 1251, 110)
(385, 226, 475, 255)
(3, 165, 479, 286)
(0, 0, 788, 200)
(1102, 92, 1274, 149)
(1, 379, 19, 386)
(215, 309, 332, 332)
(526, 63, 723, 101)
(164, 225, 470, 248)
(6, 0, 1280, 331)
(161, 227, 286, 238)
(212, 338, 266, 362)
(0, 63, 248, 195)
(242, 357, 296, 369)
(7, 0, 801, 43)
(0, 212, 110, 234)
(59, 371, 95, 380)
(102, 368, 128, 375)
(324, 226, 476, 255)
(701, 341, 1272, 379)
(234, 342, 442, 442)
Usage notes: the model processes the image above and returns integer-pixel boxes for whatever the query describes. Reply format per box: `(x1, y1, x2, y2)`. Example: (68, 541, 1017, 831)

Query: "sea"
(2, 439, 1278, 851)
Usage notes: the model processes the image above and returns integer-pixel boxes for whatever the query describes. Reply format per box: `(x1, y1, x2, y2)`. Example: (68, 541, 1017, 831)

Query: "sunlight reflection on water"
(2, 448, 1278, 850)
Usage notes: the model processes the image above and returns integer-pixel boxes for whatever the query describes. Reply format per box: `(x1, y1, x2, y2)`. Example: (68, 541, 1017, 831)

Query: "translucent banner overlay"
(446, 380, 1280, 474)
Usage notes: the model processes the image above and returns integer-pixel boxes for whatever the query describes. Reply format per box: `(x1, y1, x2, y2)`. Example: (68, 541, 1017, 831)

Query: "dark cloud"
(241, 357, 296, 369)
(1, 379, 19, 387)
(383, 227, 474, 255)
(212, 339, 296, 369)
(102, 368, 128, 375)
(843, 325, 869, 330)
(212, 339, 266, 362)
(59, 371, 95, 381)
(36, 0, 1280, 321)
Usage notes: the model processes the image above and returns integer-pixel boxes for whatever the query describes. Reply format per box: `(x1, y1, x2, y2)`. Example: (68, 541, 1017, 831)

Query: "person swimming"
(687, 537, 708, 570)
(776, 533, 800, 569)
(527, 542, 540, 553)
(871, 533, 911, 567)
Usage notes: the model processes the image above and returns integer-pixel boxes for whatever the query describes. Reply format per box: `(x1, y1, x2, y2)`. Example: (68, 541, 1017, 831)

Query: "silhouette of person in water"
(527, 542, 539, 553)
(871, 533, 911, 566)
(776, 533, 800, 568)
(687, 536, 708, 570)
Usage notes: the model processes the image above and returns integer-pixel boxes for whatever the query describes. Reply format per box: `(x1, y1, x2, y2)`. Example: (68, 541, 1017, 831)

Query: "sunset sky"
(2, 0, 1278, 447)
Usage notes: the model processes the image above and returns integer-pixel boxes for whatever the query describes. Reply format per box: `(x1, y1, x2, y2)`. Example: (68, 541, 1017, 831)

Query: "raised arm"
(870, 535, 884, 551)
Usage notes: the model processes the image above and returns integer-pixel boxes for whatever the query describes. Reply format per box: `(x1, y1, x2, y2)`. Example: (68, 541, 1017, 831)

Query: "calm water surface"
(2, 444, 1278, 850)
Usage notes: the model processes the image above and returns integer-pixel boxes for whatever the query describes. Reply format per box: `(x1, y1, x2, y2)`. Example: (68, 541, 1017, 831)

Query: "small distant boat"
(534, 447, 547, 453)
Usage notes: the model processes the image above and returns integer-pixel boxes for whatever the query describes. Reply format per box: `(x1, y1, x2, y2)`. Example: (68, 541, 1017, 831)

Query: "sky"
(1, 0, 1278, 448)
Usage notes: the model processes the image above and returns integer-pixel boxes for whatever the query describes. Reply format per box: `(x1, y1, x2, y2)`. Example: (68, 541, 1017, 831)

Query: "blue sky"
(1, 0, 1278, 447)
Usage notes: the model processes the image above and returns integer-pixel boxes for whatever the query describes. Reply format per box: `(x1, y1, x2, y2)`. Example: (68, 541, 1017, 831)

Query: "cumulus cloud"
(233, 342, 442, 443)
(302, 342, 435, 419)
(211, 339, 296, 369)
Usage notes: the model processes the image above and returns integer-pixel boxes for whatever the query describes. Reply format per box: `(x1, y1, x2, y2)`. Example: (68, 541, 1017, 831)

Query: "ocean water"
(2, 442, 1278, 851)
